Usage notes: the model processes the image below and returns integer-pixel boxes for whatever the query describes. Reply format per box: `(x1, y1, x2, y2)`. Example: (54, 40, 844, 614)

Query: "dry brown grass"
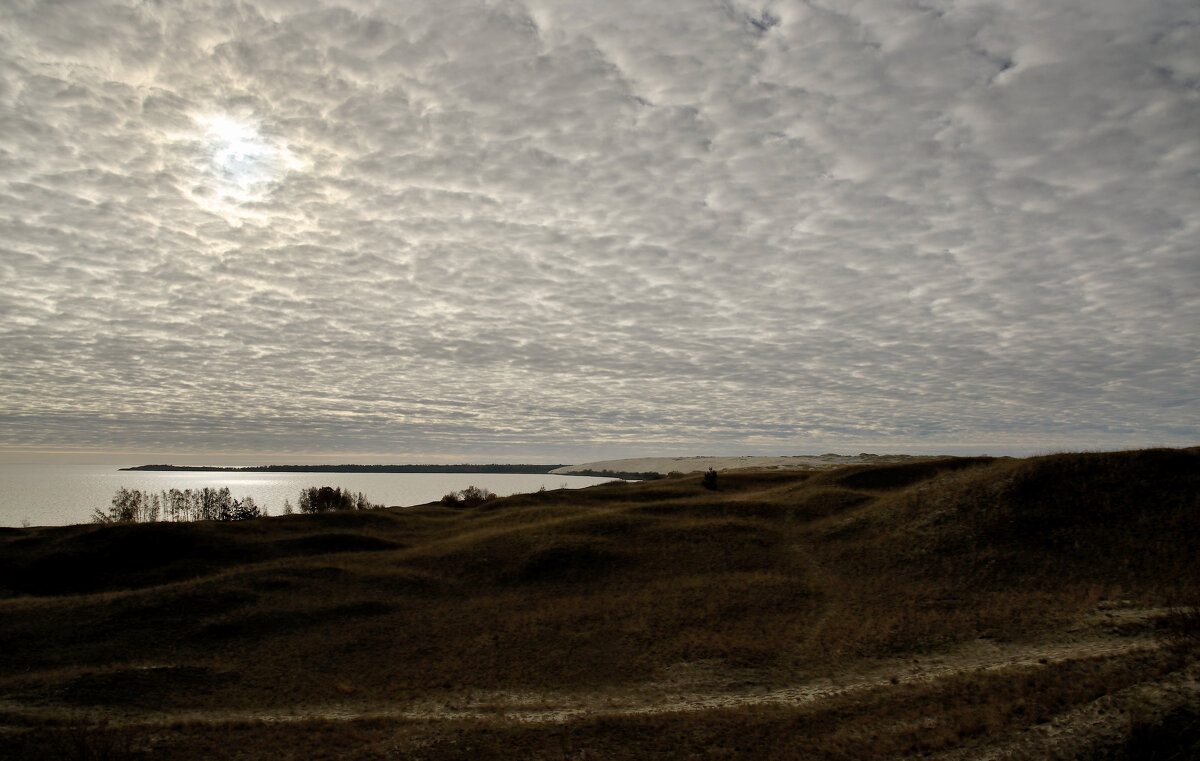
(0, 447, 1197, 759)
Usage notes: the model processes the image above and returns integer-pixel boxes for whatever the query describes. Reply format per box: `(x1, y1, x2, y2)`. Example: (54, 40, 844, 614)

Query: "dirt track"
(0, 627, 1167, 729)
(3, 608, 1195, 761)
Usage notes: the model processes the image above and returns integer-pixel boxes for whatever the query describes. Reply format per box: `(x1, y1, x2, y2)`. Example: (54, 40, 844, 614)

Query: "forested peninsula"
(121, 463, 567, 474)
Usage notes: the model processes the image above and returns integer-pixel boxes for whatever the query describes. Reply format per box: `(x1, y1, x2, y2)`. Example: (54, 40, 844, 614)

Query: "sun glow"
(188, 112, 301, 222)
(207, 116, 271, 187)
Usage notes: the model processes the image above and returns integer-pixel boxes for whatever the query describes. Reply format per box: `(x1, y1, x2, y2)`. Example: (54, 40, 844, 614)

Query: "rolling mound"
(1, 448, 1197, 760)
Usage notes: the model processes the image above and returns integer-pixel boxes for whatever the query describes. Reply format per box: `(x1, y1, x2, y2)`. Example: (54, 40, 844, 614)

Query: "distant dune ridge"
(550, 453, 936, 476)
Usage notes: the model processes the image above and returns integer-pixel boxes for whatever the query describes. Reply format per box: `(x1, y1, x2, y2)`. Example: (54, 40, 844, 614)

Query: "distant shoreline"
(121, 464, 568, 474)
(550, 453, 948, 476)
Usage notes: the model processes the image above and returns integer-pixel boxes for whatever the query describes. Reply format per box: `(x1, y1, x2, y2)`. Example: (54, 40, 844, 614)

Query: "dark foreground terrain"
(1, 448, 1198, 760)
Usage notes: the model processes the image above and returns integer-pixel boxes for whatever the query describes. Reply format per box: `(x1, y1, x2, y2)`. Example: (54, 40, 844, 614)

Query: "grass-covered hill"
(1, 448, 1197, 760)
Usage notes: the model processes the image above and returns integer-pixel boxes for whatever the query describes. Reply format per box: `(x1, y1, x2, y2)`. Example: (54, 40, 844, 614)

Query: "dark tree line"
(93, 487, 263, 524)
(296, 486, 382, 513)
(93, 486, 386, 524)
(563, 469, 663, 481)
(123, 464, 566, 474)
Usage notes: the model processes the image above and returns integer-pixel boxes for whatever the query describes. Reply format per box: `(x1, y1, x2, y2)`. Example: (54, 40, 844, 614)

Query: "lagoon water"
(0, 463, 614, 528)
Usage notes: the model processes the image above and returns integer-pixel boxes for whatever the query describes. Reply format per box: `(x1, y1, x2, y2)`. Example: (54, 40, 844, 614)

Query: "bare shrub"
(440, 485, 496, 508)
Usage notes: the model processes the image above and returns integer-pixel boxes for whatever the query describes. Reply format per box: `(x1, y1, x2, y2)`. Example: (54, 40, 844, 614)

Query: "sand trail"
(0, 628, 1164, 729)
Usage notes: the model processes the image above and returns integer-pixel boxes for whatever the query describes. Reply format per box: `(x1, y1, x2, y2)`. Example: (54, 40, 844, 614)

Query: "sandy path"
(0, 632, 1162, 730)
(928, 657, 1200, 761)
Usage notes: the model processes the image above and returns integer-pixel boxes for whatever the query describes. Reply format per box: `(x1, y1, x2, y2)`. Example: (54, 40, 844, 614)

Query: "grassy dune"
(1, 448, 1197, 759)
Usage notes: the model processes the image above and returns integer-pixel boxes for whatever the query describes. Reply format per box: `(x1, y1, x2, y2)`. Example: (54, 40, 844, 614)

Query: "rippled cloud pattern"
(1, 0, 1197, 460)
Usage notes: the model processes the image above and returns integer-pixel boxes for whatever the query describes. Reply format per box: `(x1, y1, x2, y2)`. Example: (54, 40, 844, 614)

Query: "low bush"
(297, 486, 382, 513)
(440, 485, 497, 508)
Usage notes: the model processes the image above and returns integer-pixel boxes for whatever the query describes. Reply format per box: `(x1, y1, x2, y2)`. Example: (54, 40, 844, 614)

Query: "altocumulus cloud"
(0, 0, 1197, 460)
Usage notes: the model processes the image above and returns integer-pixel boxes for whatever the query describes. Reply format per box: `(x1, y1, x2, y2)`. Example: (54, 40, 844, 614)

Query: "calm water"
(0, 463, 615, 527)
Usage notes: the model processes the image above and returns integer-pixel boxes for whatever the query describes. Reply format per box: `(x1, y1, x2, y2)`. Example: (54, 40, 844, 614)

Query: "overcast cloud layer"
(1, 0, 1197, 461)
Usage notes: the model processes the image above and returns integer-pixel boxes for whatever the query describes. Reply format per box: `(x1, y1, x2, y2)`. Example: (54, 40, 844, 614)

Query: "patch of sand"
(6, 610, 1168, 731)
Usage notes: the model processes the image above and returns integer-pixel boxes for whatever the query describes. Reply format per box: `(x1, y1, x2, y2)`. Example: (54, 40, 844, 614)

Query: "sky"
(0, 0, 1197, 465)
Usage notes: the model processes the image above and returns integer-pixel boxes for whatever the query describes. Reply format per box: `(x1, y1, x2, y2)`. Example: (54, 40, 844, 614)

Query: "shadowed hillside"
(1, 448, 1197, 760)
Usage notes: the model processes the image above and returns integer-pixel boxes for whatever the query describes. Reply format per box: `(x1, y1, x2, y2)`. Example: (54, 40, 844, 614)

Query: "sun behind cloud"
(188, 112, 301, 221)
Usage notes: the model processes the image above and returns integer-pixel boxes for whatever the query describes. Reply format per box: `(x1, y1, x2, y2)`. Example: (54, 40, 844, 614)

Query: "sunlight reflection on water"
(0, 464, 612, 527)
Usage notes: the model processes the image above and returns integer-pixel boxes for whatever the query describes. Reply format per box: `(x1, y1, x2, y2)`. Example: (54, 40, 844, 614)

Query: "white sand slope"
(550, 453, 936, 476)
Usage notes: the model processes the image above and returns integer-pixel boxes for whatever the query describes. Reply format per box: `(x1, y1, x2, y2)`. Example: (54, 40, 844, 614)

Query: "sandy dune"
(551, 453, 937, 476)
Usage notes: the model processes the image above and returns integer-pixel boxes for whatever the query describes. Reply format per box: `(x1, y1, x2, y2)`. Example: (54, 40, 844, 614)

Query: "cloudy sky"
(0, 0, 1197, 464)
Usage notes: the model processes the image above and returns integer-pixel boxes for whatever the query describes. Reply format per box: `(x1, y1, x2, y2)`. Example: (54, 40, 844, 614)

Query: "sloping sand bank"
(551, 453, 937, 476)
